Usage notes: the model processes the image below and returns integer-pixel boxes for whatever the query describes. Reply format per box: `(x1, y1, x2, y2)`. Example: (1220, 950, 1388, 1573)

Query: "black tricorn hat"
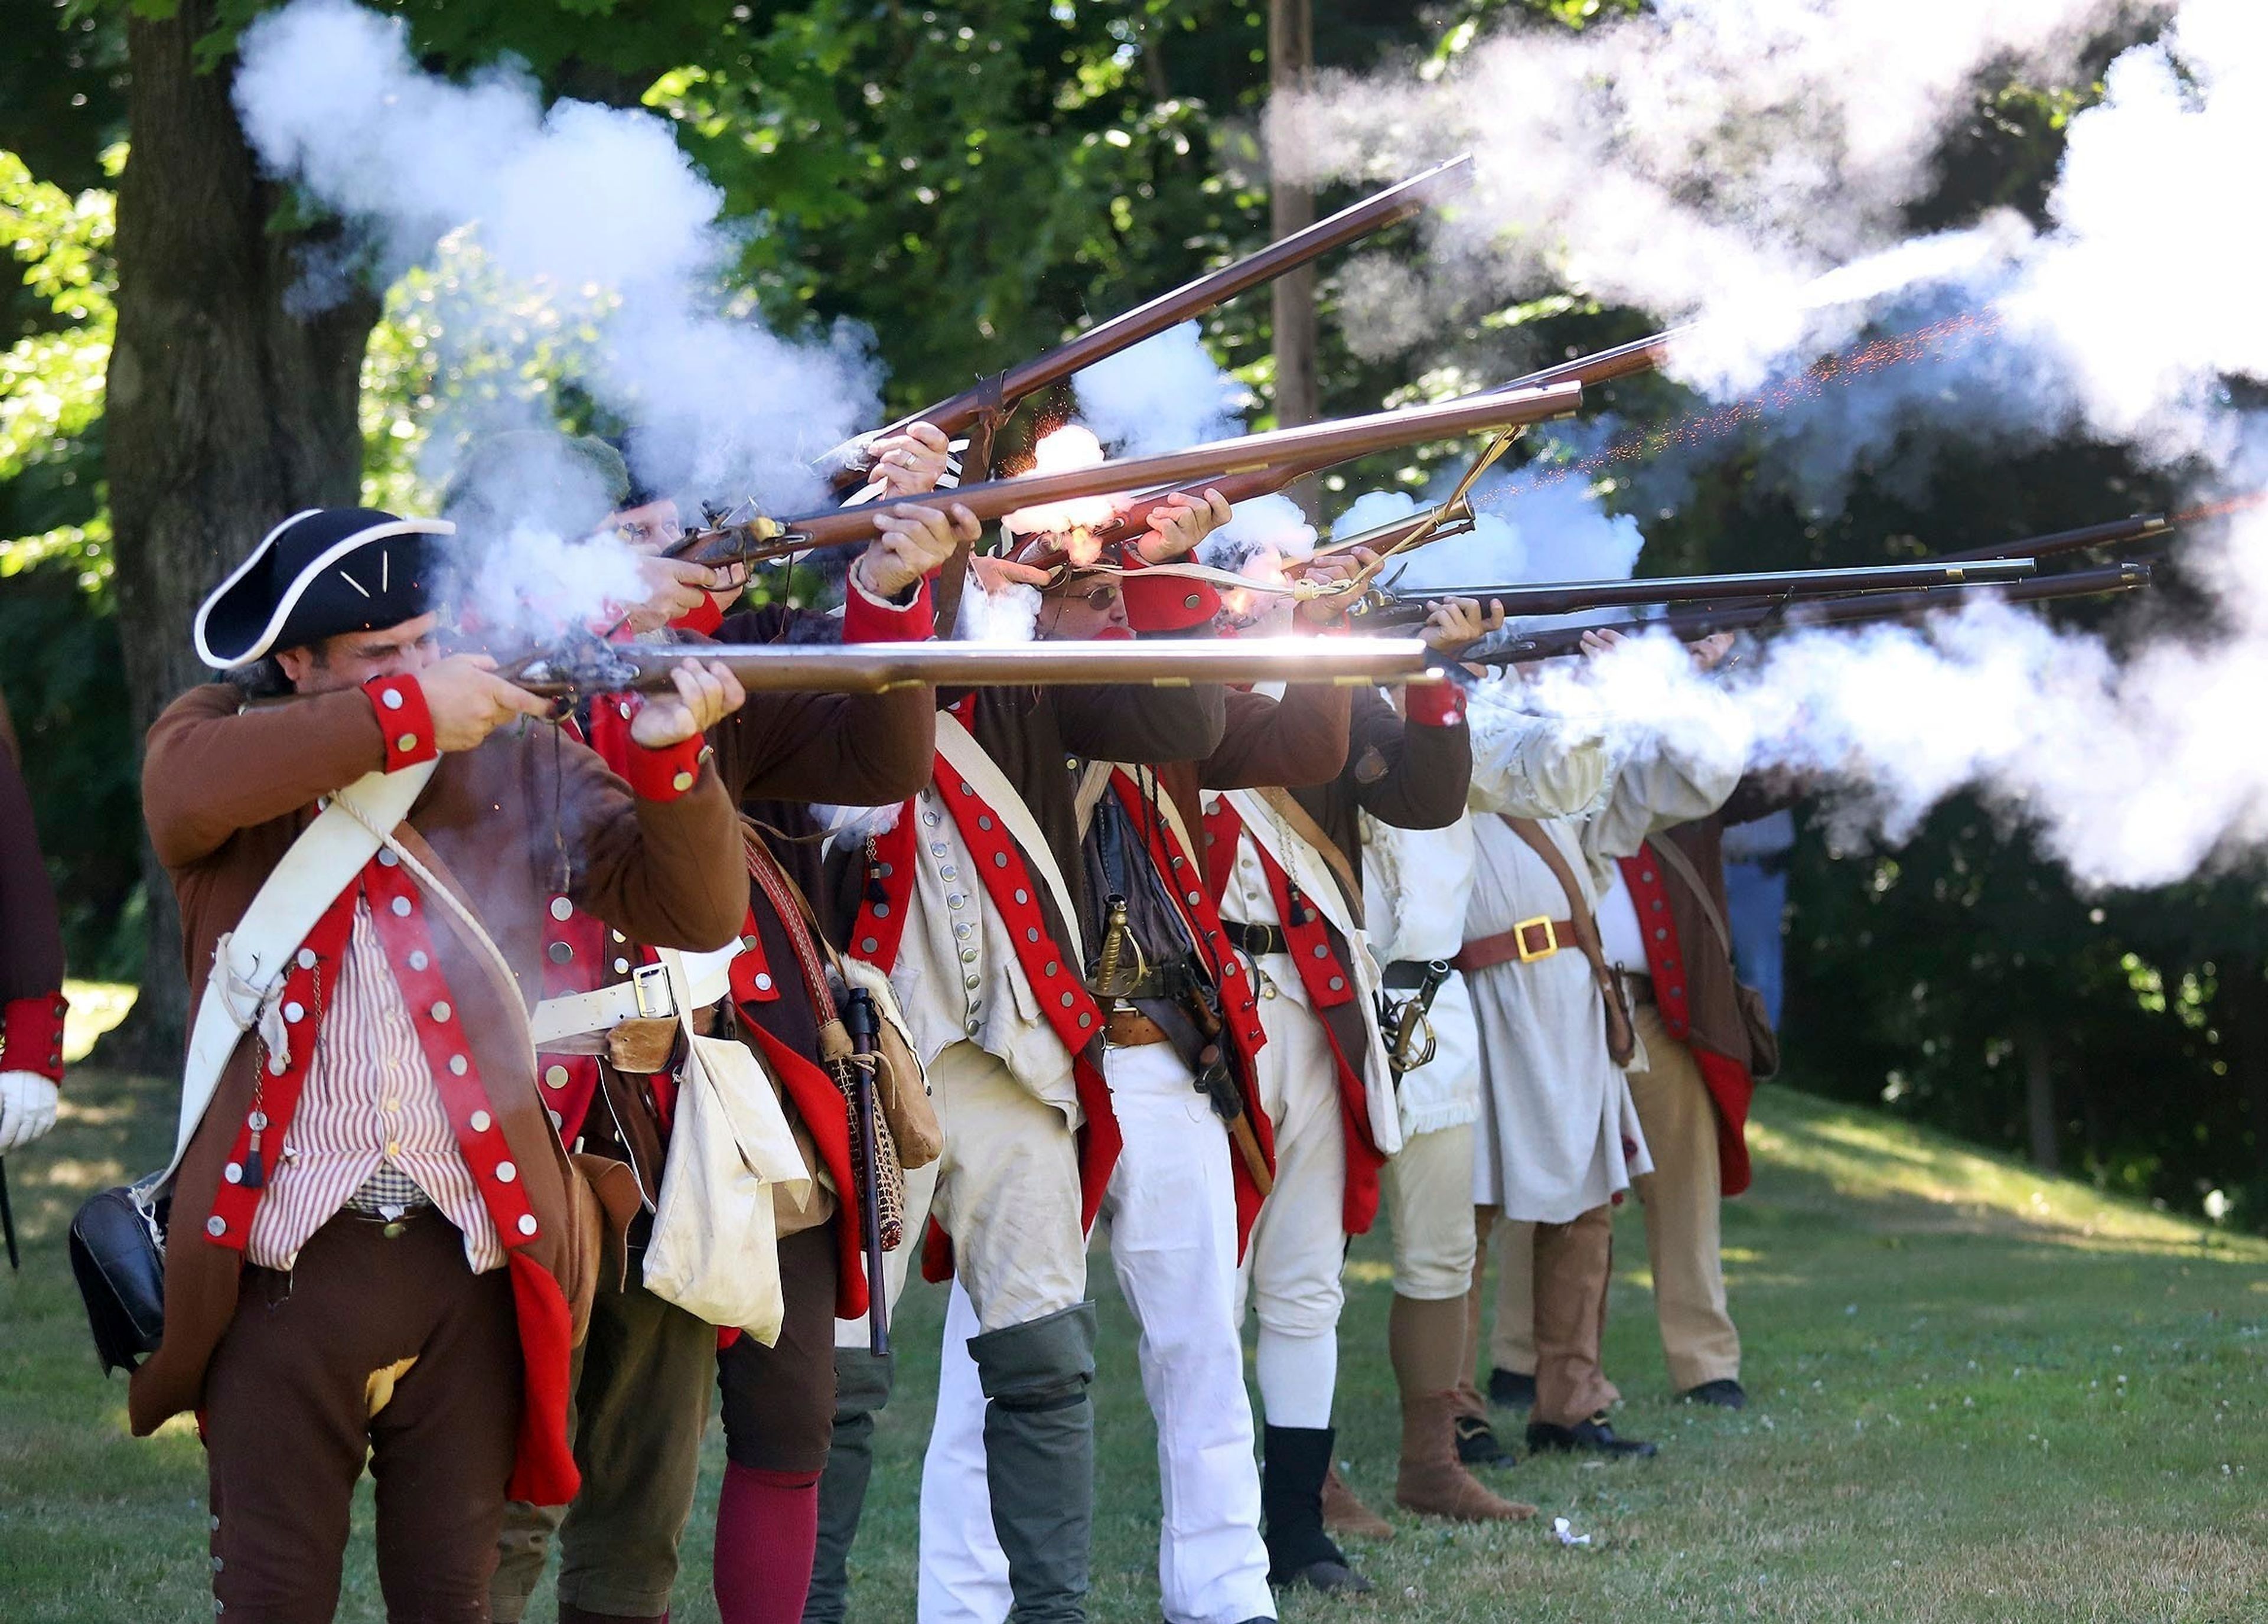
(194, 507, 454, 670)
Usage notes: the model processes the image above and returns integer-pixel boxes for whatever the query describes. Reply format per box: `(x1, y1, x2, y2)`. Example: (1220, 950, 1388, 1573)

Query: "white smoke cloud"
(233, 0, 883, 642)
(1071, 321, 1249, 458)
(1288, 0, 2268, 888)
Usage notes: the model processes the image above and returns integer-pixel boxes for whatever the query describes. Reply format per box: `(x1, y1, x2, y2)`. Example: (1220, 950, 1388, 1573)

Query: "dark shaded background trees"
(1, 0, 2261, 1225)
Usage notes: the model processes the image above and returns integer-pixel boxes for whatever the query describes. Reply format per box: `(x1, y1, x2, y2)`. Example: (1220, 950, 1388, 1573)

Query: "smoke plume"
(1286, 0, 2268, 887)
(233, 0, 883, 642)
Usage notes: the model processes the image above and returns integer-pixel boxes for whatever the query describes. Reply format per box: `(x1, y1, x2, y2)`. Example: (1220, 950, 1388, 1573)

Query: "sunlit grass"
(4, 1068, 2263, 1622)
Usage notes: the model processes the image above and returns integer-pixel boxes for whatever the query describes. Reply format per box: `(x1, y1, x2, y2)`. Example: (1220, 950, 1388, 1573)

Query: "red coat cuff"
(2, 993, 67, 1082)
(1406, 680, 1466, 728)
(667, 593, 728, 637)
(1120, 555, 1219, 632)
(843, 570, 936, 643)
(364, 674, 438, 770)
(621, 725, 711, 803)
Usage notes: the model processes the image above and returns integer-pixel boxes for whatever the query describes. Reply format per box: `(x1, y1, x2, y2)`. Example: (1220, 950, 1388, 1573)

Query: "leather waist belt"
(1223, 921, 1290, 958)
(530, 944, 740, 1053)
(1452, 917, 1578, 973)
(1103, 1008, 1175, 1049)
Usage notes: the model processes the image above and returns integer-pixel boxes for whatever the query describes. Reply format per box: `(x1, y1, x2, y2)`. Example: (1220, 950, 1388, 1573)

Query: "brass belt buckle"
(1513, 915, 1559, 963)
(631, 961, 677, 1020)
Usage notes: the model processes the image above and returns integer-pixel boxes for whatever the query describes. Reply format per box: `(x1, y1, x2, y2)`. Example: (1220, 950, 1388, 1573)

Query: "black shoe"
(1453, 1412, 1516, 1468)
(1274, 1557, 1376, 1595)
(1681, 1378, 1748, 1410)
(1488, 1367, 1537, 1410)
(1526, 1413, 1658, 1459)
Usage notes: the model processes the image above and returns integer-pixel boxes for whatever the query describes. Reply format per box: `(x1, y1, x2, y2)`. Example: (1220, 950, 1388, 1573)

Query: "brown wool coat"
(129, 681, 747, 1441)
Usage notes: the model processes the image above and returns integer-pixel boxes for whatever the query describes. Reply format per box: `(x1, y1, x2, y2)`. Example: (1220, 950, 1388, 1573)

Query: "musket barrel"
(1935, 512, 2171, 565)
(1466, 562, 2153, 664)
(514, 635, 1446, 698)
(690, 384, 1581, 566)
(1362, 558, 2036, 626)
(819, 156, 1475, 480)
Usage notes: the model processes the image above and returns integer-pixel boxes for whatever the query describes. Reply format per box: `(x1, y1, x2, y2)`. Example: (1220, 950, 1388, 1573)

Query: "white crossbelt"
(529, 941, 742, 1053)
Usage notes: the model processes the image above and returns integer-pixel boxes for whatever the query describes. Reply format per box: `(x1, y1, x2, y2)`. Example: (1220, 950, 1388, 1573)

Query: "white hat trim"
(193, 514, 456, 670)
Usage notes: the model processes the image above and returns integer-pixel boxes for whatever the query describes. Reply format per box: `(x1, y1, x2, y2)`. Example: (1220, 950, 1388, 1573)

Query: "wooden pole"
(1269, 0, 1319, 518)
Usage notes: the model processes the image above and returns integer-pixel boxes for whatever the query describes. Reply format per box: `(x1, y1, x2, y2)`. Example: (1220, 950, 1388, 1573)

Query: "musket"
(1934, 511, 2171, 565)
(1068, 327, 1686, 563)
(510, 634, 1448, 700)
(841, 986, 891, 1356)
(1464, 560, 2154, 664)
(667, 385, 1582, 570)
(813, 156, 1477, 490)
(1348, 558, 2037, 629)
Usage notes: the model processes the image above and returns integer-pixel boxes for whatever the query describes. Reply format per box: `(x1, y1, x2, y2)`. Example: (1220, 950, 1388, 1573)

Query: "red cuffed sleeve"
(1120, 553, 1219, 632)
(2, 993, 67, 1083)
(363, 674, 437, 771)
(842, 571, 936, 643)
(588, 691, 709, 802)
(1405, 679, 1467, 728)
(667, 593, 728, 637)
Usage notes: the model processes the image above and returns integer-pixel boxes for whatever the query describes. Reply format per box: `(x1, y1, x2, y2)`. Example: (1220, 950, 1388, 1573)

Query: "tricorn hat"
(194, 507, 454, 670)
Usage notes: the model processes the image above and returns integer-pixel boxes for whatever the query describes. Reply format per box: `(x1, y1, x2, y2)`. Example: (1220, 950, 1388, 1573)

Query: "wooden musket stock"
(814, 156, 1475, 487)
(675, 384, 1581, 570)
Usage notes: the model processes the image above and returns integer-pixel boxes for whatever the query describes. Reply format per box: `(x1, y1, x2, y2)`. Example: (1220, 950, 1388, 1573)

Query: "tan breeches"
(1488, 1005, 1741, 1391)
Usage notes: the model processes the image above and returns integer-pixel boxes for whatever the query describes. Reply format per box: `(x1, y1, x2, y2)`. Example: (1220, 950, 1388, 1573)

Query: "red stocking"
(713, 1461, 822, 1624)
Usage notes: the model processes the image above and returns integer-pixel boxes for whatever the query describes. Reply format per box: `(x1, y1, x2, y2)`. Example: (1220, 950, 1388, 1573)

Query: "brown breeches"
(715, 1222, 842, 1473)
(204, 1209, 520, 1623)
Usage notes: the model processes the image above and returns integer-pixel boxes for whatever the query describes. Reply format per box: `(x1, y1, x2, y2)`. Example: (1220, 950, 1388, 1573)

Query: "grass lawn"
(4, 1023, 2265, 1620)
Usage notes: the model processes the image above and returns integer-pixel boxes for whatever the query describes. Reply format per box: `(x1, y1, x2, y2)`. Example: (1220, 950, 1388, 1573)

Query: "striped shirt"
(246, 897, 504, 1271)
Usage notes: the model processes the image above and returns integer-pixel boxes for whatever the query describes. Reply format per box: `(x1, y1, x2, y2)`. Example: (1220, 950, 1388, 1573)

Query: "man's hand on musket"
(1422, 595, 1506, 653)
(624, 557, 751, 635)
(856, 500, 983, 601)
(1132, 488, 1232, 565)
(1295, 546, 1379, 627)
(871, 422, 955, 498)
(630, 658, 748, 748)
(419, 654, 557, 752)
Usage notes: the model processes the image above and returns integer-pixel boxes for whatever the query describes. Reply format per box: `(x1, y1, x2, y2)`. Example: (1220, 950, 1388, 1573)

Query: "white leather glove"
(0, 1070, 60, 1152)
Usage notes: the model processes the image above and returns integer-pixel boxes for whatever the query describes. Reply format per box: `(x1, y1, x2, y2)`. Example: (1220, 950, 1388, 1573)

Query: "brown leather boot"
(1395, 1391, 1536, 1523)
(1321, 1463, 1393, 1539)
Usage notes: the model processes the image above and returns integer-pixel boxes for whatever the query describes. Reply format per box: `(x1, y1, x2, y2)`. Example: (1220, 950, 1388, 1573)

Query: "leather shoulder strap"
(936, 712, 1086, 965)
(1644, 831, 1733, 956)
(167, 758, 439, 1177)
(1499, 814, 1633, 1064)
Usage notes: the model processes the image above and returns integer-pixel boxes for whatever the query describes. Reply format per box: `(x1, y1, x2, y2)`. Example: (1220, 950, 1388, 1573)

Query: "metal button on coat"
(206, 1215, 226, 1237)
(449, 1055, 468, 1075)
(470, 1111, 491, 1131)
(381, 688, 405, 710)
(550, 898, 574, 921)
(431, 1001, 451, 1023)
(545, 1065, 569, 1087)
(754, 973, 774, 992)
(408, 951, 428, 971)
(518, 1215, 539, 1236)
(390, 896, 412, 917)
(377, 849, 399, 867)
(548, 942, 573, 963)
(297, 948, 317, 969)
(496, 1162, 517, 1183)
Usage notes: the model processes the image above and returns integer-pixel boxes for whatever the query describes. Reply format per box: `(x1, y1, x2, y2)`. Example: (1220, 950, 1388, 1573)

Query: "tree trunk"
(1267, 0, 1318, 518)
(2220, 954, 2268, 1192)
(99, 0, 377, 1071)
(2021, 1025, 2059, 1173)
